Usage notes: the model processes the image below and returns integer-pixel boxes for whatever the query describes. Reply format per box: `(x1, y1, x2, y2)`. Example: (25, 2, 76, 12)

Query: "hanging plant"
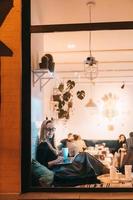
(58, 83, 64, 92)
(67, 80, 75, 89)
(63, 91, 71, 101)
(77, 90, 85, 100)
(53, 80, 85, 119)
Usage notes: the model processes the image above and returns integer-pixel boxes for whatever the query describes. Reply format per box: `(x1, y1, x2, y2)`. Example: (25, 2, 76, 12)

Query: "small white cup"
(125, 165, 132, 180)
(110, 166, 118, 180)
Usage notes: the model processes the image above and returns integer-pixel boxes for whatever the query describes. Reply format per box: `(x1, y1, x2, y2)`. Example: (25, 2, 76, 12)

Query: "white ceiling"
(31, 0, 133, 83)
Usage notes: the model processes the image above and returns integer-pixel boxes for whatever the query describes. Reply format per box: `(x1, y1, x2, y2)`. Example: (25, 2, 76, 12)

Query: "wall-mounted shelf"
(32, 69, 54, 91)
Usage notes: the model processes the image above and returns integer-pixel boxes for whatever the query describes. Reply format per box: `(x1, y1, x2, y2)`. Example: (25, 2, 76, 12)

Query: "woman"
(113, 134, 127, 168)
(115, 134, 127, 152)
(36, 120, 109, 187)
(36, 120, 62, 168)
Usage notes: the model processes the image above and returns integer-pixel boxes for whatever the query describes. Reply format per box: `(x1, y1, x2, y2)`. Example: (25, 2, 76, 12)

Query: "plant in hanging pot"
(77, 90, 85, 100)
(52, 80, 85, 120)
(52, 80, 75, 120)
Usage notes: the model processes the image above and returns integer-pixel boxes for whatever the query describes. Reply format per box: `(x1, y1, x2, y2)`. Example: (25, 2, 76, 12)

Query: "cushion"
(31, 159, 54, 186)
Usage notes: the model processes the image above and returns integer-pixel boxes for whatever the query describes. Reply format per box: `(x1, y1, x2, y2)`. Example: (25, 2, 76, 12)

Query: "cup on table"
(110, 166, 118, 180)
(62, 147, 68, 160)
(125, 165, 132, 180)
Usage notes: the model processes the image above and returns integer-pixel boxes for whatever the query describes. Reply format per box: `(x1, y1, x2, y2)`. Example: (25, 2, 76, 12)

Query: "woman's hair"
(39, 120, 48, 142)
(119, 134, 126, 141)
(73, 134, 81, 140)
(45, 120, 53, 125)
(45, 120, 56, 148)
(40, 119, 55, 145)
(67, 133, 74, 142)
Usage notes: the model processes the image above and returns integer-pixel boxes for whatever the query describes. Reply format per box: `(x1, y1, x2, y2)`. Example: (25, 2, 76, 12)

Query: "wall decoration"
(52, 80, 85, 119)
(39, 54, 55, 72)
(52, 80, 75, 119)
(102, 92, 119, 131)
(77, 90, 85, 100)
(102, 92, 118, 120)
(107, 124, 114, 131)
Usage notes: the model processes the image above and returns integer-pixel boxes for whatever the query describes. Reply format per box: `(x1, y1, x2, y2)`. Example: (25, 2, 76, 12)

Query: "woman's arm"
(48, 156, 63, 168)
(45, 140, 58, 155)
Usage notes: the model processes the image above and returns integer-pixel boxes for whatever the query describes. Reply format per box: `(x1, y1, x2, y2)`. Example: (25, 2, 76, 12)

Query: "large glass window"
(22, 0, 133, 192)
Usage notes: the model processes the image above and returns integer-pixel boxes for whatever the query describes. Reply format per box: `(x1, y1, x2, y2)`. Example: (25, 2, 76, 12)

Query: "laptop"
(57, 156, 74, 165)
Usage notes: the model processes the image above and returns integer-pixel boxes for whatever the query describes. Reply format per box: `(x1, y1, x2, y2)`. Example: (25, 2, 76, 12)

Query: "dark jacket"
(36, 142, 57, 167)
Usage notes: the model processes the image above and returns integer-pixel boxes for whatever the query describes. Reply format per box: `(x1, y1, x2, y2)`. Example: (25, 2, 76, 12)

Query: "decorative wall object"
(39, 54, 55, 72)
(77, 90, 85, 100)
(52, 80, 85, 119)
(102, 92, 119, 131)
(52, 80, 75, 119)
(102, 92, 118, 120)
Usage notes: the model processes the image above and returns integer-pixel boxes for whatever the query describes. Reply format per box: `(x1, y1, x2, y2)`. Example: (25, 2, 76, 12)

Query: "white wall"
(32, 79, 133, 145)
(30, 35, 133, 143)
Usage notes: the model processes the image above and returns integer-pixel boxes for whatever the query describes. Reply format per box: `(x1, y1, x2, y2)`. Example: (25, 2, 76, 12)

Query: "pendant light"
(84, 1, 98, 81)
(85, 1, 97, 108)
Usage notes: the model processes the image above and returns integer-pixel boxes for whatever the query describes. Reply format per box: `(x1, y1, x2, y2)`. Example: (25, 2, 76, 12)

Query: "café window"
(22, 0, 133, 192)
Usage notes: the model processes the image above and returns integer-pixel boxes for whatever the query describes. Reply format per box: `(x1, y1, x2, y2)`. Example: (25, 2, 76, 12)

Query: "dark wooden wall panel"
(0, 0, 21, 193)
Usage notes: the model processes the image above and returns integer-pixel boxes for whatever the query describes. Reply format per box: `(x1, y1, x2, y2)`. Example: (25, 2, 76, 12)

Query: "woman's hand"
(48, 156, 64, 168)
(45, 139, 58, 155)
(54, 156, 64, 165)
(57, 150, 63, 156)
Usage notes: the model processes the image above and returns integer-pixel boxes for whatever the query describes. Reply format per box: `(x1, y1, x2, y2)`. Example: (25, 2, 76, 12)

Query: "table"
(85, 146, 113, 168)
(97, 173, 133, 188)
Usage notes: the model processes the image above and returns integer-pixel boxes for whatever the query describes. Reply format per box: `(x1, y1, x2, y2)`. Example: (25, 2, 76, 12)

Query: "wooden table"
(97, 173, 133, 188)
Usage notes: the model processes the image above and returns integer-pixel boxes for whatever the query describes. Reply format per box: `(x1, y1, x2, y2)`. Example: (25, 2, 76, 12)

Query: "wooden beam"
(0, 0, 14, 26)
(0, 41, 13, 56)
(31, 21, 133, 33)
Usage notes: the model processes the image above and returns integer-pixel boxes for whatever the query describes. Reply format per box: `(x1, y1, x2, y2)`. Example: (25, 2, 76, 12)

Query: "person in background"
(115, 134, 127, 152)
(66, 133, 78, 156)
(73, 134, 87, 152)
(119, 132, 133, 173)
(126, 132, 133, 150)
(113, 134, 127, 168)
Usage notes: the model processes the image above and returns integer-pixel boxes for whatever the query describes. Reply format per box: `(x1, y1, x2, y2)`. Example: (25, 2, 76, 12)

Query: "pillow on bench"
(31, 159, 54, 186)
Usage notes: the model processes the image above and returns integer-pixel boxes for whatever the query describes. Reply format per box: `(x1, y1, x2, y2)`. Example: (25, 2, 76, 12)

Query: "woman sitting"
(35, 120, 109, 187)
(115, 134, 127, 152)
(113, 134, 127, 168)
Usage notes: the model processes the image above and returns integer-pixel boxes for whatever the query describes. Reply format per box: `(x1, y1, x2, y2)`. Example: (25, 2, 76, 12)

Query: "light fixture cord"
(88, 3, 92, 57)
